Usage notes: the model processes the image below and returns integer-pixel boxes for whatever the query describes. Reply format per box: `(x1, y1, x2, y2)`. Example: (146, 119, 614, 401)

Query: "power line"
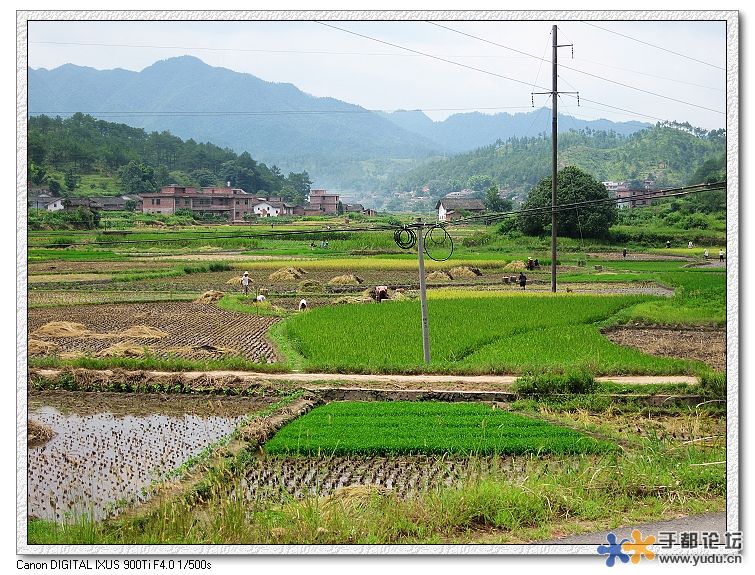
(30, 182, 725, 248)
(572, 56, 724, 92)
(580, 21, 725, 71)
(29, 40, 533, 59)
(318, 21, 668, 124)
(31, 106, 535, 118)
(429, 21, 724, 115)
(316, 21, 550, 92)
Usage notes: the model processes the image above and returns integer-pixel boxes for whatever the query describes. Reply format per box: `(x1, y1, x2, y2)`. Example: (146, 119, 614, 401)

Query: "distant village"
(29, 186, 377, 222)
(29, 177, 662, 224)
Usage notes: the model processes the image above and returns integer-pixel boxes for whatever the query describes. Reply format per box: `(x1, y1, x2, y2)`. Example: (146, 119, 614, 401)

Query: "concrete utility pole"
(551, 24, 558, 293)
(534, 26, 577, 293)
(416, 218, 431, 363)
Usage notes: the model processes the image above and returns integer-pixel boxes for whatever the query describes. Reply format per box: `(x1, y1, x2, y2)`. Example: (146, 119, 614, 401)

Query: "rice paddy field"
(24, 220, 728, 545)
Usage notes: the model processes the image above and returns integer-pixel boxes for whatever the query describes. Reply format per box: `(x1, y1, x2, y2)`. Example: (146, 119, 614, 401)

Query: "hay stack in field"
(98, 340, 150, 357)
(269, 267, 306, 281)
(92, 325, 168, 339)
(332, 296, 369, 305)
(328, 274, 364, 285)
(195, 290, 225, 303)
(391, 291, 412, 301)
(28, 338, 60, 356)
(33, 321, 91, 338)
(28, 420, 55, 446)
(59, 351, 85, 360)
(297, 280, 322, 293)
(449, 266, 482, 279)
(426, 270, 452, 282)
(503, 260, 526, 271)
(226, 275, 243, 285)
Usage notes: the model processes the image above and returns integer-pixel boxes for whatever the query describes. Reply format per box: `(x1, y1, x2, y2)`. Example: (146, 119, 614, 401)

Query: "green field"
(278, 293, 703, 374)
(264, 401, 616, 456)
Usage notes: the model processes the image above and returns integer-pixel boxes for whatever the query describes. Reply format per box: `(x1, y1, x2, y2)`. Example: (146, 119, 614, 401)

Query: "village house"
(141, 186, 257, 221)
(435, 197, 486, 222)
(307, 189, 340, 214)
(29, 192, 65, 212)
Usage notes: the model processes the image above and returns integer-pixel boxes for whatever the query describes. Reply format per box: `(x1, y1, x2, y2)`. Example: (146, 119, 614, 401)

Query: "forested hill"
(27, 113, 314, 204)
(391, 123, 726, 199)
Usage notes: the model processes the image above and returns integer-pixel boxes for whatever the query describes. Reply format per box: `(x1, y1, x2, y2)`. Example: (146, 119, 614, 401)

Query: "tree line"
(27, 113, 313, 204)
(390, 123, 726, 201)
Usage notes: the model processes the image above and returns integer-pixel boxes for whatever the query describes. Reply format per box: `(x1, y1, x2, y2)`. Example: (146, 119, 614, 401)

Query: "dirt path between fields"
(29, 368, 698, 392)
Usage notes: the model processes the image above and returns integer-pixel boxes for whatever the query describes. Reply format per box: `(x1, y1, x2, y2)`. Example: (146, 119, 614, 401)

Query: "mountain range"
(29, 56, 653, 191)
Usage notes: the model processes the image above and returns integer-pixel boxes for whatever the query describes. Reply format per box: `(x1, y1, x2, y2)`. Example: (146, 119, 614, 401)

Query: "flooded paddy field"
(239, 455, 531, 502)
(28, 390, 278, 521)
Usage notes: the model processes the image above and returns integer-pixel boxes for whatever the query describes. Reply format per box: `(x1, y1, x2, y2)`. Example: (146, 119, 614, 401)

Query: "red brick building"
(307, 189, 340, 214)
(141, 186, 257, 221)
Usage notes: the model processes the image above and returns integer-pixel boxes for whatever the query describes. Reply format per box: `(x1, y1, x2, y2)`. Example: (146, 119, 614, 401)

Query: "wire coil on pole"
(393, 226, 417, 250)
(423, 225, 454, 262)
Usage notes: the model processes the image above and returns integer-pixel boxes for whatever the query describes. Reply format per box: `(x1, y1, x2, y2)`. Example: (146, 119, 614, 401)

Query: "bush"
(698, 371, 726, 399)
(513, 370, 597, 396)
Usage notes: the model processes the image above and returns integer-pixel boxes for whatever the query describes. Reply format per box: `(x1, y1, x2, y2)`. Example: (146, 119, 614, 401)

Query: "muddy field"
(28, 391, 278, 520)
(28, 302, 280, 362)
(603, 326, 725, 371)
(240, 455, 529, 502)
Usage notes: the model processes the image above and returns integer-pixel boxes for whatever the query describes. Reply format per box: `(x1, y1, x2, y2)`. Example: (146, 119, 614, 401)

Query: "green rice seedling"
(263, 401, 616, 456)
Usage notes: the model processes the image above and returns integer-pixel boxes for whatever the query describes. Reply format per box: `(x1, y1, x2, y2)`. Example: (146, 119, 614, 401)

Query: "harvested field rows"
(603, 326, 726, 371)
(240, 456, 529, 502)
(28, 291, 199, 308)
(28, 391, 278, 520)
(28, 302, 280, 362)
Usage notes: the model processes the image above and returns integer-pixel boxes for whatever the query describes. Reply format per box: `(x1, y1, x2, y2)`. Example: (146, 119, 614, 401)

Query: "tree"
(518, 166, 617, 239)
(483, 184, 512, 213)
(468, 174, 494, 191)
(118, 161, 156, 194)
(337, 201, 344, 215)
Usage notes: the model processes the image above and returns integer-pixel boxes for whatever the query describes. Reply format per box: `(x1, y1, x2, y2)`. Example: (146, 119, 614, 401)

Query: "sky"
(26, 16, 728, 130)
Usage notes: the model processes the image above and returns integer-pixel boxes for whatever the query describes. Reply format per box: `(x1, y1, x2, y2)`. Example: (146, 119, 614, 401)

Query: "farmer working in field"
(299, 299, 308, 310)
(241, 271, 250, 295)
(518, 272, 527, 290)
(374, 285, 389, 303)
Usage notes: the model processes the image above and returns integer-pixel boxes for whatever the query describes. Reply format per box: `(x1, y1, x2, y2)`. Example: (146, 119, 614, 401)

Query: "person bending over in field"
(518, 272, 527, 290)
(241, 271, 250, 295)
(299, 299, 308, 310)
(374, 285, 389, 303)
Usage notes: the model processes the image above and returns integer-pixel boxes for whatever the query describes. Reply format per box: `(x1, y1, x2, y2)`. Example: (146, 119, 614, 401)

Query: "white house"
(44, 198, 65, 211)
(435, 197, 486, 222)
(253, 201, 282, 217)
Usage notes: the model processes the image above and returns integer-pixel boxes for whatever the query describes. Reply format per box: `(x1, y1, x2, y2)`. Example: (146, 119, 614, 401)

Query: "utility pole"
(416, 218, 431, 363)
(533, 25, 578, 293)
(551, 24, 559, 293)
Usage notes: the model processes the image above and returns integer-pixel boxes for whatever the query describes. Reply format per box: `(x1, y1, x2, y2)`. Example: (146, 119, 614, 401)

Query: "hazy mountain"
(28, 56, 442, 186)
(380, 109, 651, 153)
(28, 56, 655, 194)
